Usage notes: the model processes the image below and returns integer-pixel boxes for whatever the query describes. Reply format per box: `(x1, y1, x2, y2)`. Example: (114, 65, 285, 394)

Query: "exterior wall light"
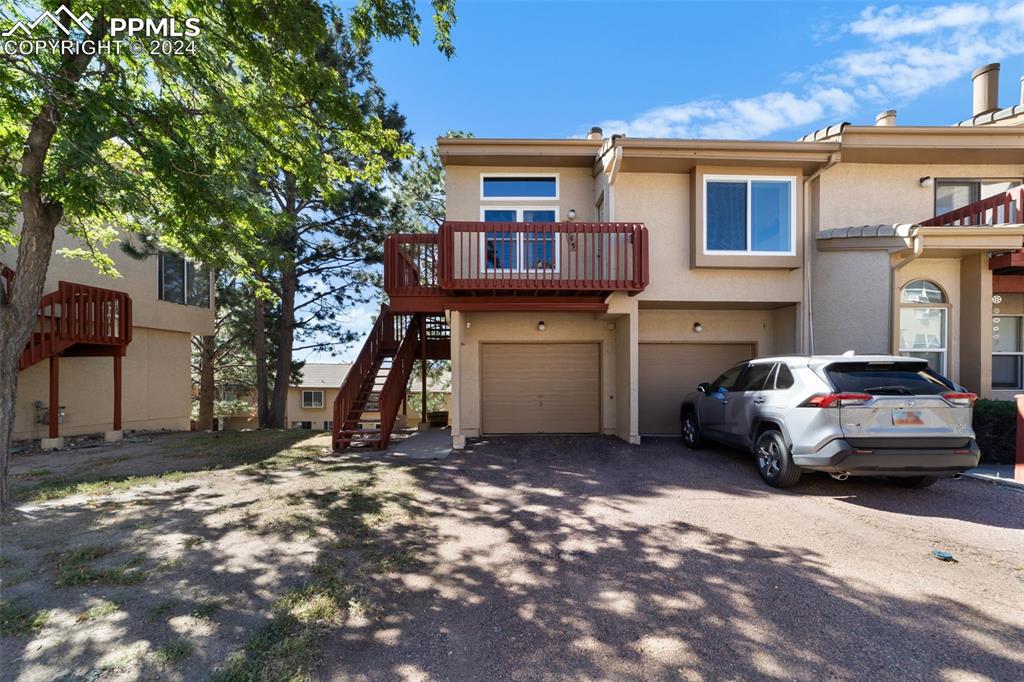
(693, 322, 703, 333)
(919, 176, 934, 187)
(537, 321, 546, 331)
(567, 209, 577, 221)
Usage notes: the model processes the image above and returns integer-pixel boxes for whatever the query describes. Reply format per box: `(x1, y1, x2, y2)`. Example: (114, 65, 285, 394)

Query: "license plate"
(892, 409, 924, 426)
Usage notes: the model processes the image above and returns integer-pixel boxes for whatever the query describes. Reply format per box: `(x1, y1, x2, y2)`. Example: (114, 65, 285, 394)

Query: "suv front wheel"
(755, 429, 801, 488)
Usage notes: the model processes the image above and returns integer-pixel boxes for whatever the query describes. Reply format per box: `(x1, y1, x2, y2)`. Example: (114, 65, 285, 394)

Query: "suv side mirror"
(697, 382, 710, 393)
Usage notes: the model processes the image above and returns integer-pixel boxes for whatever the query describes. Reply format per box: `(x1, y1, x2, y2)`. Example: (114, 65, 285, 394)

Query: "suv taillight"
(799, 393, 872, 408)
(942, 392, 977, 407)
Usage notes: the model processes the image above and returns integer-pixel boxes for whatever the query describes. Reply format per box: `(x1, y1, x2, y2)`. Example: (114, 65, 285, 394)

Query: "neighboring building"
(333, 61, 1024, 451)
(268, 362, 449, 432)
(5, 234, 214, 445)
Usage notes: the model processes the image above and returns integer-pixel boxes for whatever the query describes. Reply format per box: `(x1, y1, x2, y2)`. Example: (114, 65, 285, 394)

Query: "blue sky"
(307, 0, 1024, 363)
(370, 0, 1024, 144)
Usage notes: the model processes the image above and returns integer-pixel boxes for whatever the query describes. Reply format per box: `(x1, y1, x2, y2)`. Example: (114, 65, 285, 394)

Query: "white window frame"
(301, 390, 324, 409)
(480, 173, 559, 201)
(702, 175, 797, 256)
(479, 207, 561, 274)
(323, 420, 334, 432)
(898, 308, 948, 376)
(992, 313, 1024, 390)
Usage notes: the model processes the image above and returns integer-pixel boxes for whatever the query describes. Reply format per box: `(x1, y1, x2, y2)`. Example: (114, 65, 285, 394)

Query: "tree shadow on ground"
(318, 435, 1024, 681)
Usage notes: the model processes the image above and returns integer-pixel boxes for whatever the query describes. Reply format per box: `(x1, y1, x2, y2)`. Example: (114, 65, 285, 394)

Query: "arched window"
(899, 280, 948, 374)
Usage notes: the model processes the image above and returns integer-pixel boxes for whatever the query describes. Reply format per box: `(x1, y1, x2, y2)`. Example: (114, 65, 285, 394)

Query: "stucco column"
(448, 310, 465, 449)
(959, 253, 992, 396)
(607, 293, 640, 445)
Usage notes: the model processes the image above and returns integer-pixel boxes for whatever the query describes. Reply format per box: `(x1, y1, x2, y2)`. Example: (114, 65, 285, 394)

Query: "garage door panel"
(482, 343, 599, 434)
(639, 343, 753, 435)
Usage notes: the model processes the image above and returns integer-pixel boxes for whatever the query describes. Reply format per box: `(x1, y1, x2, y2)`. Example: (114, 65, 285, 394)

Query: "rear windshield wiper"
(861, 385, 916, 395)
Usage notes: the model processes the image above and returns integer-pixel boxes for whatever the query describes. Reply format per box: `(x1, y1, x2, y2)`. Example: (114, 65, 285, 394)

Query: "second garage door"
(639, 342, 754, 435)
(481, 343, 600, 434)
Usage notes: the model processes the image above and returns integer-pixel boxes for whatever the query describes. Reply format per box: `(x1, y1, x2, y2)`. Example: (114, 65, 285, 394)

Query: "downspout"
(889, 228, 924, 353)
(606, 145, 623, 219)
(803, 153, 839, 355)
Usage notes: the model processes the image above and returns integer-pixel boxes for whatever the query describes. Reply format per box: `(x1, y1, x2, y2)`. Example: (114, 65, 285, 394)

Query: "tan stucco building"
(337, 61, 1023, 452)
(5, 232, 214, 444)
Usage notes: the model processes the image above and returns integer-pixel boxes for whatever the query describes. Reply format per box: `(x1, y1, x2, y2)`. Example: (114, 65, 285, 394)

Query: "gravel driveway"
(324, 435, 1024, 681)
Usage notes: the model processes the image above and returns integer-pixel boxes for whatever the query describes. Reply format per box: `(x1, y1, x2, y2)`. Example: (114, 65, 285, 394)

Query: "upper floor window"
(481, 175, 558, 200)
(934, 179, 1019, 216)
(302, 390, 324, 408)
(704, 176, 795, 255)
(159, 252, 210, 308)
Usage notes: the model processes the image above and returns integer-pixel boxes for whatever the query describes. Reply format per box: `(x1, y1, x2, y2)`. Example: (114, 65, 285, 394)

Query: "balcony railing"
(920, 186, 1023, 227)
(384, 222, 649, 298)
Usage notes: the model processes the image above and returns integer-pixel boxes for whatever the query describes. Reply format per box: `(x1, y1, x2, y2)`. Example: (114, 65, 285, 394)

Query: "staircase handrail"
(332, 304, 392, 447)
(377, 315, 422, 448)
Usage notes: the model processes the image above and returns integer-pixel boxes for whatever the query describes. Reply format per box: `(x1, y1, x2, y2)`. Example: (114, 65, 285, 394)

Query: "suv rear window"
(825, 362, 952, 395)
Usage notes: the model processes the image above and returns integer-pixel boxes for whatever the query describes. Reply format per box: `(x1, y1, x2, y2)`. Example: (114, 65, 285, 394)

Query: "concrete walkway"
(967, 463, 1023, 488)
(383, 427, 453, 460)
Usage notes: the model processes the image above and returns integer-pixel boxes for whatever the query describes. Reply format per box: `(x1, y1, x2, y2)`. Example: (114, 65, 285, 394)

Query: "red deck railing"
(384, 221, 649, 298)
(920, 186, 1023, 227)
(19, 280, 132, 370)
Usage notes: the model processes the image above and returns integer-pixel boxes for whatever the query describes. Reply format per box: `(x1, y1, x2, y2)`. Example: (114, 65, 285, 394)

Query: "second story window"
(302, 390, 324, 408)
(704, 176, 795, 255)
(481, 175, 558, 200)
(935, 180, 979, 215)
(159, 252, 211, 308)
(481, 209, 558, 272)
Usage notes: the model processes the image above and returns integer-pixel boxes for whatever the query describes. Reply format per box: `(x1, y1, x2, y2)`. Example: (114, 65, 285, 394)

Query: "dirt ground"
(1, 431, 1023, 681)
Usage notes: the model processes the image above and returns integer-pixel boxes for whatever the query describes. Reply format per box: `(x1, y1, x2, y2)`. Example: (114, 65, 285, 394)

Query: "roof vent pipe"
(587, 126, 603, 140)
(1019, 76, 1023, 106)
(874, 110, 896, 126)
(972, 63, 1000, 116)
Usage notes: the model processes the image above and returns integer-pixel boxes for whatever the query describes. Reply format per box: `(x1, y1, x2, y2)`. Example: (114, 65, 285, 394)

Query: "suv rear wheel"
(755, 429, 801, 488)
(681, 411, 702, 449)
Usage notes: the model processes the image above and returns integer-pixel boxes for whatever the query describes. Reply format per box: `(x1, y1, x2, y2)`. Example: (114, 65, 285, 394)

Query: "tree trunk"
(195, 334, 216, 430)
(1, 105, 68, 519)
(254, 295, 270, 427)
(268, 269, 297, 428)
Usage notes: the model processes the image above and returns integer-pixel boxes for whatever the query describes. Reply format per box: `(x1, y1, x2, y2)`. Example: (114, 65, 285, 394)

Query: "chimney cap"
(972, 62, 1000, 79)
(874, 109, 897, 126)
(589, 126, 603, 135)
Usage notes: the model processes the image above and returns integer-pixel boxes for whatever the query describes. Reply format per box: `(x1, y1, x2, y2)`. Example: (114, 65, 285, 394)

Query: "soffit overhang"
(609, 138, 838, 174)
(437, 138, 602, 168)
(838, 126, 1024, 164)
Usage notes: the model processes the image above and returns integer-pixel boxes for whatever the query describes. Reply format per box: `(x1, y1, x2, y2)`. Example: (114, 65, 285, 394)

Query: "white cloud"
(593, 1, 1024, 140)
(850, 3, 991, 40)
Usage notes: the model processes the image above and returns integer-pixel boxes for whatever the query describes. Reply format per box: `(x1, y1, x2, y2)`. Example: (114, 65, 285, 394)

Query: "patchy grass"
(147, 599, 181, 622)
(171, 430, 323, 465)
(182, 535, 204, 550)
(154, 638, 195, 664)
(14, 471, 191, 503)
(76, 599, 121, 623)
(190, 598, 226, 620)
(0, 598, 49, 636)
(52, 546, 146, 588)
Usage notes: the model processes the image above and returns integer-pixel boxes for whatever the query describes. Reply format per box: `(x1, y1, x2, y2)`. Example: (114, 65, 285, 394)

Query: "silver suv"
(679, 355, 980, 488)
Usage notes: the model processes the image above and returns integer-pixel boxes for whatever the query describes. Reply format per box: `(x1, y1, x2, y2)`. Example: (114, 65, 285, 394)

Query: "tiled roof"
(797, 122, 850, 142)
(956, 104, 1024, 127)
(292, 363, 452, 392)
(293, 363, 352, 387)
(817, 224, 915, 240)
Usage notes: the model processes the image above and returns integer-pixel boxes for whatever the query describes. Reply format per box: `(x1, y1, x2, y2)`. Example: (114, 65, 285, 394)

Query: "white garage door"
(639, 343, 754, 435)
(481, 343, 600, 434)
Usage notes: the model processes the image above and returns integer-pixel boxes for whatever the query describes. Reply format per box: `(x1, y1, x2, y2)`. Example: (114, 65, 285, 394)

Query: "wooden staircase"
(332, 305, 449, 450)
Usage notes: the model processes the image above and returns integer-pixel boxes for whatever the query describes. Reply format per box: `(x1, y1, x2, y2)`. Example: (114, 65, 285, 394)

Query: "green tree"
(0, 0, 456, 518)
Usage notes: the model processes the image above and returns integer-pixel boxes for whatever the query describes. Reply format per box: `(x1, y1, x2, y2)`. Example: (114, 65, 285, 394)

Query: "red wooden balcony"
(384, 222, 649, 312)
(919, 185, 1022, 227)
(918, 185, 1024, 279)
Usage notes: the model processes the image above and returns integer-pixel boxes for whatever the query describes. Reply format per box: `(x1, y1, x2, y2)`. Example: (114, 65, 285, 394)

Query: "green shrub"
(973, 399, 1017, 465)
